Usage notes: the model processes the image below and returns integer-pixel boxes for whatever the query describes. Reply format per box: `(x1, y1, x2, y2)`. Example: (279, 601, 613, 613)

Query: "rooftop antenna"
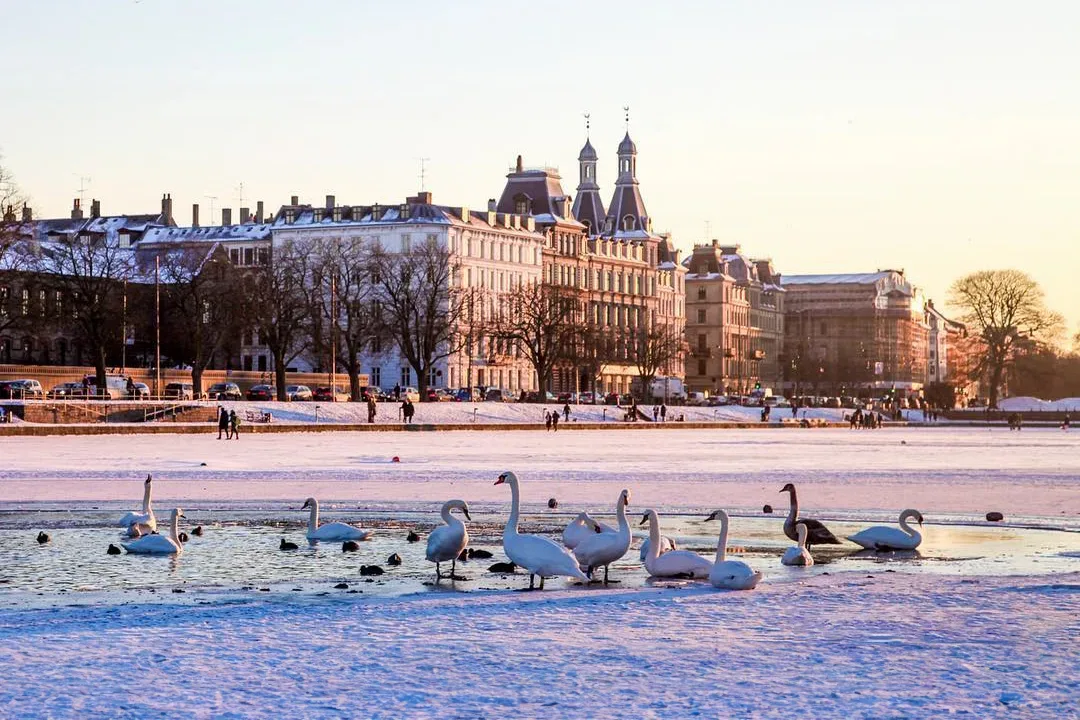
(418, 157, 430, 192)
(205, 195, 218, 225)
(236, 181, 245, 209)
(75, 175, 92, 205)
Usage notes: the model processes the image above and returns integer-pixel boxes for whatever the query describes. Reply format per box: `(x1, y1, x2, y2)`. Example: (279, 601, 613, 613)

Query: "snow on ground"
(2, 427, 1078, 520)
(999, 396, 1080, 412)
(0, 572, 1077, 719)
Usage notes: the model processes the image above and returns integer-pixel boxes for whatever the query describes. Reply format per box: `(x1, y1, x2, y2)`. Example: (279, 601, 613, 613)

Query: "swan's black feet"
(449, 574, 470, 582)
(603, 579, 622, 584)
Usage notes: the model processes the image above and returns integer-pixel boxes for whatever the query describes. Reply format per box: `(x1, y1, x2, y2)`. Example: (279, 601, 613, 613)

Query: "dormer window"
(622, 215, 636, 232)
(513, 195, 529, 216)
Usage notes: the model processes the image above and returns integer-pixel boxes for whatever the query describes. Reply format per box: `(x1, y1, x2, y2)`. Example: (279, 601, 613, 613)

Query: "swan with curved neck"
(640, 509, 712, 579)
(781, 521, 814, 566)
(495, 471, 588, 590)
(562, 512, 603, 549)
(122, 508, 184, 555)
(847, 509, 924, 551)
(119, 474, 157, 536)
(573, 489, 632, 584)
(301, 497, 370, 542)
(779, 483, 840, 549)
(426, 499, 472, 580)
(704, 509, 762, 590)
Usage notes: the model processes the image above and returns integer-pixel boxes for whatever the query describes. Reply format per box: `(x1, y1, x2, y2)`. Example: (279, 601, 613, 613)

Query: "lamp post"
(154, 255, 161, 399)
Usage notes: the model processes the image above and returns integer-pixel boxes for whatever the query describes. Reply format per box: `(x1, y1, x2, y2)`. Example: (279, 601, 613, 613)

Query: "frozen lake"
(1, 426, 1078, 718)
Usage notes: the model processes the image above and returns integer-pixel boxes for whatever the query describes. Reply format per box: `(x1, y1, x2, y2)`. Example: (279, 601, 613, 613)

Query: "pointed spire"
(578, 111, 597, 162)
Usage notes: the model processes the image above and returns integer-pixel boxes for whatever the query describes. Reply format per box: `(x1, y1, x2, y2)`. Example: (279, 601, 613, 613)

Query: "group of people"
(846, 407, 885, 429)
(543, 409, 561, 431)
(216, 406, 240, 439)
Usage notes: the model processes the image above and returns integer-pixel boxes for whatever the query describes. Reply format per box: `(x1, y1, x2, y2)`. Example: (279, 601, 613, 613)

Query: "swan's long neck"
(898, 511, 918, 539)
(170, 513, 181, 544)
(615, 496, 630, 540)
(308, 501, 319, 532)
(142, 481, 152, 514)
(505, 479, 520, 539)
(647, 512, 661, 562)
(714, 513, 730, 564)
(440, 503, 455, 526)
(785, 489, 799, 524)
(797, 522, 808, 551)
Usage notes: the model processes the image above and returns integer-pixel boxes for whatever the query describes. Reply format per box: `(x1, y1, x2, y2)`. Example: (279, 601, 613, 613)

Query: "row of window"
(0, 286, 78, 319)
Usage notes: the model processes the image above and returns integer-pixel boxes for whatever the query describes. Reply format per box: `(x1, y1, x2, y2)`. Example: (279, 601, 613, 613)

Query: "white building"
(267, 192, 546, 394)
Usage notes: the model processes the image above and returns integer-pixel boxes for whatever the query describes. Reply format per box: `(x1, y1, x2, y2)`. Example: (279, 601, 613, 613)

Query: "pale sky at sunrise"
(2, 1, 1078, 331)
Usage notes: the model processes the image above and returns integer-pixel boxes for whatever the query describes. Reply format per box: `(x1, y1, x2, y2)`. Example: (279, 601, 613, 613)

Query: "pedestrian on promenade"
(394, 383, 401, 400)
(653, 406, 659, 422)
(660, 403, 667, 422)
(551, 411, 559, 431)
(401, 398, 414, 424)
(229, 410, 240, 439)
(367, 396, 377, 424)
(545, 411, 552, 431)
(217, 406, 229, 440)
(563, 403, 571, 422)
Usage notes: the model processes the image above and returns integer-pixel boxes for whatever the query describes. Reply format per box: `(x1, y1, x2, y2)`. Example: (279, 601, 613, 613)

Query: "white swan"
(122, 508, 184, 555)
(640, 509, 712, 579)
(573, 489, 632, 583)
(781, 521, 814, 567)
(495, 471, 588, 590)
(847, 509, 924, 551)
(301, 498, 370, 542)
(705, 510, 762, 590)
(118, 474, 157, 537)
(426, 499, 471, 579)
(639, 534, 677, 562)
(562, 512, 602, 549)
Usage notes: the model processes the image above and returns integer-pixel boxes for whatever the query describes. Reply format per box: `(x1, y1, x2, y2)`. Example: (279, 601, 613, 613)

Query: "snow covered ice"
(1, 426, 1078, 718)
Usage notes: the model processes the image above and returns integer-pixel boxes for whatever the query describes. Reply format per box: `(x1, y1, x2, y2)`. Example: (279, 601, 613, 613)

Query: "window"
(54, 291, 62, 317)
(697, 286, 706, 300)
(39, 290, 46, 316)
(257, 248, 269, 265)
(0, 286, 8, 318)
(698, 358, 707, 376)
(244, 248, 254, 266)
(371, 367, 381, 387)
(514, 197, 529, 215)
(400, 367, 411, 386)
(401, 233, 411, 252)
(697, 334, 708, 353)
(697, 309, 706, 324)
(230, 248, 240, 265)
(429, 367, 438, 387)
(427, 233, 438, 246)
(820, 322, 827, 336)
(21, 289, 29, 316)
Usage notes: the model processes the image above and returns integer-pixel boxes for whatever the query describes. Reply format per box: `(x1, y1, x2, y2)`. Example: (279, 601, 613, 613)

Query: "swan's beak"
(704, 512, 717, 522)
(638, 514, 648, 526)
(463, 508, 472, 521)
(494, 473, 506, 485)
(301, 501, 310, 509)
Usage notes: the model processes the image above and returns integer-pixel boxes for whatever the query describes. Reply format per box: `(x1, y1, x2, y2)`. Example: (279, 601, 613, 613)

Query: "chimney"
(516, 155, 523, 172)
(21, 205, 32, 222)
(222, 208, 232, 226)
(192, 203, 200, 227)
(290, 195, 299, 206)
(240, 206, 250, 223)
(71, 198, 83, 220)
(255, 200, 264, 223)
(488, 198, 497, 212)
(325, 194, 335, 210)
(90, 199, 101, 218)
(161, 193, 173, 222)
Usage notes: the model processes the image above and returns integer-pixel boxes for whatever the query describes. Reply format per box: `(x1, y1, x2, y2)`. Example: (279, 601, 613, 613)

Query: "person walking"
(394, 383, 401, 400)
(367, 396, 377, 424)
(551, 411, 559, 431)
(401, 398, 414, 424)
(1062, 412, 1071, 430)
(563, 403, 571, 422)
(660, 403, 667, 422)
(126, 376, 136, 398)
(229, 410, 240, 440)
(217, 406, 229, 440)
(545, 411, 552, 431)
(652, 406, 660, 422)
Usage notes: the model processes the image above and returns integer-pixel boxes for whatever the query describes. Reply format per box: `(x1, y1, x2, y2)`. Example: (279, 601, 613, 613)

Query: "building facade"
(494, 129, 686, 397)
(781, 271, 930, 397)
(683, 241, 784, 395)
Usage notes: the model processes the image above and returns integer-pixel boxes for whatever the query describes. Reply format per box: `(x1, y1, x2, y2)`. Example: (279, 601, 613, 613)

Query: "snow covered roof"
(271, 201, 545, 238)
(782, 272, 896, 286)
(139, 224, 273, 244)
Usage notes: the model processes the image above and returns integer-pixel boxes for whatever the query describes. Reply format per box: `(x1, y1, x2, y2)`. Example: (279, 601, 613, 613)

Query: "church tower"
(604, 111, 651, 237)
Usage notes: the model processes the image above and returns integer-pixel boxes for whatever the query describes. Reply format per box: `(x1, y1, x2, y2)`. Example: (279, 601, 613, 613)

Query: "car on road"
(313, 386, 350, 402)
(360, 386, 385, 402)
(285, 384, 313, 401)
(400, 386, 420, 403)
(163, 382, 194, 400)
(0, 379, 45, 399)
(207, 382, 242, 401)
(578, 391, 596, 405)
(49, 382, 88, 399)
(130, 382, 151, 399)
(246, 384, 277, 401)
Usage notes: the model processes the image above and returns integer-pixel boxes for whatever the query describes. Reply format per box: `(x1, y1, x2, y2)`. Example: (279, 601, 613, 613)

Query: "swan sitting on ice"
(495, 471, 588, 590)
(573, 489, 632, 584)
(640, 509, 712, 579)
(118, 474, 157, 537)
(122, 508, 185, 555)
(426, 499, 472, 580)
(562, 512, 603, 549)
(639, 534, 677, 562)
(704, 510, 762, 590)
(847, 509, 924, 551)
(301, 498, 370, 542)
(781, 521, 814, 567)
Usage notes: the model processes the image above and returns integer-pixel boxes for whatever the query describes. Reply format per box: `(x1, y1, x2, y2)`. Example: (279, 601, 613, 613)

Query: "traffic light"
(754, 382, 761, 390)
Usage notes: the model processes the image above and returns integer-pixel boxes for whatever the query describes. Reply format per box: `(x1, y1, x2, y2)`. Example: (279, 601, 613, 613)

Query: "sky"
(2, 1, 1078, 330)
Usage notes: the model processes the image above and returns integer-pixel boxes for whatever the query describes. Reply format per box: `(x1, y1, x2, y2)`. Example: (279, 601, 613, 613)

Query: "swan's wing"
(426, 525, 464, 561)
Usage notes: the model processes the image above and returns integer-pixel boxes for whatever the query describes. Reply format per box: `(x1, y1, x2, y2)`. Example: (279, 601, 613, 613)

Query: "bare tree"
(631, 323, 687, 402)
(154, 244, 239, 395)
(241, 239, 311, 400)
(372, 239, 470, 402)
(313, 237, 382, 400)
(485, 281, 580, 393)
(948, 269, 1063, 408)
(35, 234, 137, 390)
(0, 157, 31, 338)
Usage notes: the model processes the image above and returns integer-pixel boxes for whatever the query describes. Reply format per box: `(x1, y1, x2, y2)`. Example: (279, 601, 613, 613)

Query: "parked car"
(360, 386, 385, 402)
(686, 392, 707, 406)
(400, 386, 420, 403)
(486, 388, 511, 402)
(163, 382, 194, 400)
(706, 395, 730, 407)
(452, 387, 480, 402)
(578, 391, 596, 405)
(130, 382, 151, 400)
(0, 379, 45, 399)
(49, 382, 88, 399)
(246, 384, 277, 401)
(313, 386, 350, 402)
(206, 382, 242, 401)
(285, 384, 313, 401)
(435, 388, 456, 401)
(83, 374, 129, 400)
